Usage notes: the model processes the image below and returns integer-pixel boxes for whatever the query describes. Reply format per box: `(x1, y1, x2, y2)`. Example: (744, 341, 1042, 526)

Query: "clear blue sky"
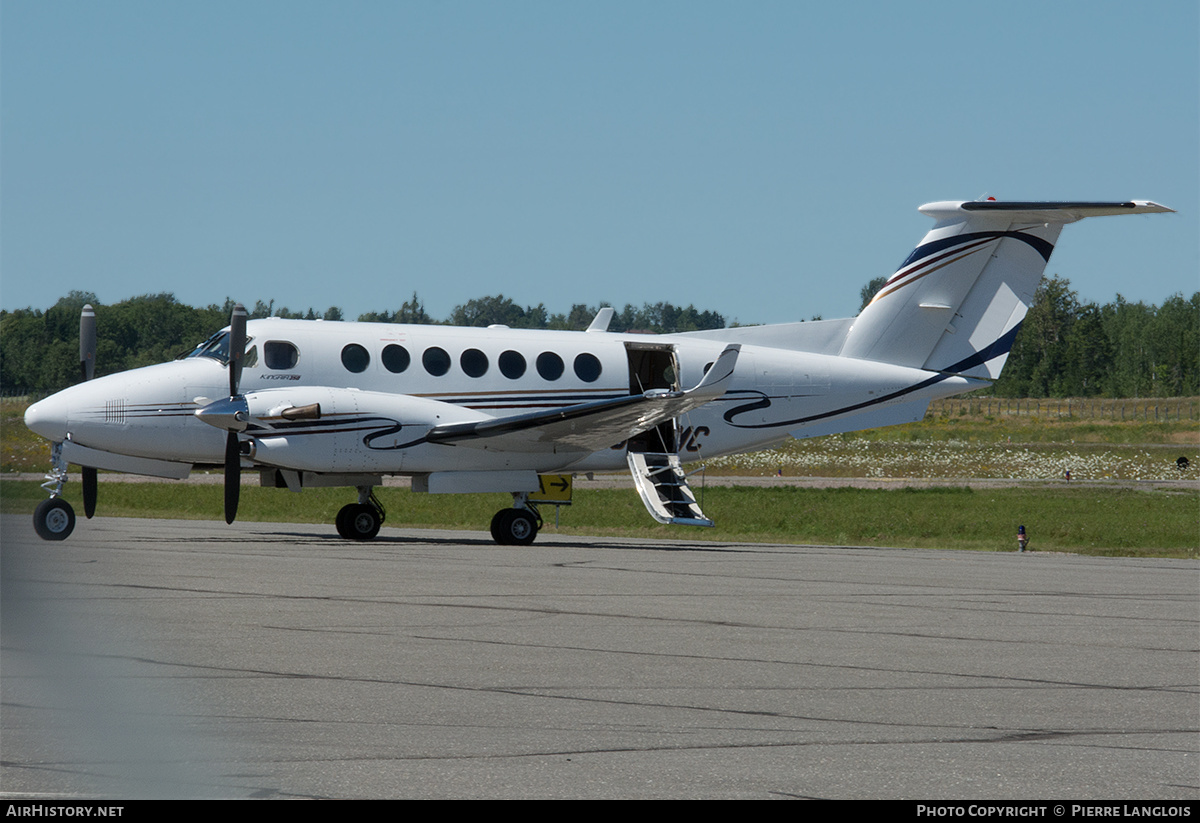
(2, 1, 1196, 326)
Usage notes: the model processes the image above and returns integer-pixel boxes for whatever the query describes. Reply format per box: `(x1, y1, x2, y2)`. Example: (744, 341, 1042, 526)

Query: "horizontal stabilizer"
(953, 200, 1174, 219)
(840, 199, 1173, 380)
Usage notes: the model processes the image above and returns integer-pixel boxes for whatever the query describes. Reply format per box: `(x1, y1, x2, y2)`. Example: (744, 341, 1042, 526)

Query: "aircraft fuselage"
(25, 318, 978, 476)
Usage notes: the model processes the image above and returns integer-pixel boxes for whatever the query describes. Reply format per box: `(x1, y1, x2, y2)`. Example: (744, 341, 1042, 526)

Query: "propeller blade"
(228, 302, 247, 398)
(79, 304, 96, 382)
(79, 305, 99, 518)
(222, 304, 247, 525)
(82, 466, 97, 519)
(224, 432, 240, 524)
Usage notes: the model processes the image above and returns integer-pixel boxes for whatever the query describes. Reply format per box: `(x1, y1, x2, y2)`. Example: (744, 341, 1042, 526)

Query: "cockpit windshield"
(184, 330, 231, 363)
(183, 331, 256, 367)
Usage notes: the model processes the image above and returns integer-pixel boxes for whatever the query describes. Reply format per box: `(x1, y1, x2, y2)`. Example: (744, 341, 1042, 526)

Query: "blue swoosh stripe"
(898, 231, 1054, 271)
(724, 323, 1024, 430)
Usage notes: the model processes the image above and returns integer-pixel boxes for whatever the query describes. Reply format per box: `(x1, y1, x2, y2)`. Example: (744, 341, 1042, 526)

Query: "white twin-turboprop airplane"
(24, 199, 1172, 543)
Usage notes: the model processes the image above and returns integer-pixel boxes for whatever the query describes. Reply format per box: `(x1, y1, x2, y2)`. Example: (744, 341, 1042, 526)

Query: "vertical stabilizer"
(839, 200, 1172, 380)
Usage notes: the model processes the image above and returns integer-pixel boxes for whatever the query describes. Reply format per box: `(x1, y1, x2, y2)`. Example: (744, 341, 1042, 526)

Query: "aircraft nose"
(24, 396, 69, 442)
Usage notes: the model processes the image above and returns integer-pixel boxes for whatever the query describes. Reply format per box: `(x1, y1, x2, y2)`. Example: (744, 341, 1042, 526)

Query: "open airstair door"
(627, 451, 714, 527)
(624, 342, 714, 527)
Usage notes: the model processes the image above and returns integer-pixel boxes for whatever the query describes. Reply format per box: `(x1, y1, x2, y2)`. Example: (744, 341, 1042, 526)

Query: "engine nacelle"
(212, 387, 486, 474)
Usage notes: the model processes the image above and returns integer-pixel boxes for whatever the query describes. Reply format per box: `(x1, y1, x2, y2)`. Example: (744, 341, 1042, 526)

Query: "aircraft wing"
(427, 345, 740, 453)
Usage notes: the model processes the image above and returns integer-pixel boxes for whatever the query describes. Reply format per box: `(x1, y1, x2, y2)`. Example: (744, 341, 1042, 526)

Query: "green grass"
(3, 479, 1196, 558)
(5, 395, 1196, 557)
(0, 400, 51, 474)
(695, 485, 1198, 557)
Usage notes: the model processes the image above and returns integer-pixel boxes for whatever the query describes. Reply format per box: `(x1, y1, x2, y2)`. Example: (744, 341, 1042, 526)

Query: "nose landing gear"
(34, 497, 76, 541)
(33, 442, 76, 541)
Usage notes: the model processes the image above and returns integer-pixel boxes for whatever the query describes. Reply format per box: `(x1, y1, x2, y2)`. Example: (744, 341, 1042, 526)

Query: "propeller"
(224, 303, 248, 524)
(82, 466, 98, 519)
(79, 304, 98, 518)
(79, 304, 96, 382)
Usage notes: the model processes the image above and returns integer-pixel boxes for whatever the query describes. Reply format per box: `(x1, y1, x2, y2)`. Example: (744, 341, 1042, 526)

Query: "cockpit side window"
(264, 340, 299, 370)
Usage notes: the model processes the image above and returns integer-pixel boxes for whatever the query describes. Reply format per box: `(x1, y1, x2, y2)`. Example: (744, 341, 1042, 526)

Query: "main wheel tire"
(336, 503, 381, 541)
(335, 505, 353, 539)
(34, 498, 76, 541)
(490, 509, 508, 544)
(493, 508, 538, 546)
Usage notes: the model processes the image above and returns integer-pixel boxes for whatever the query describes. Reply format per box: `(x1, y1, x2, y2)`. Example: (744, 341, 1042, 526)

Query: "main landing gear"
(490, 508, 538, 545)
(331, 487, 542, 545)
(490, 494, 542, 546)
(336, 487, 385, 541)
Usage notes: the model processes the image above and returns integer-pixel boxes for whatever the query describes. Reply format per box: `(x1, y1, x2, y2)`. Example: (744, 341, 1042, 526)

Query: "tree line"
(0, 291, 726, 393)
(1, 279, 1194, 398)
(356, 292, 726, 335)
(992, 277, 1197, 398)
(859, 275, 1197, 398)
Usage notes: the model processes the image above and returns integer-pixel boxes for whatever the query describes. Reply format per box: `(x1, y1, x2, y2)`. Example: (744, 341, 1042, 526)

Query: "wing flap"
(427, 345, 740, 453)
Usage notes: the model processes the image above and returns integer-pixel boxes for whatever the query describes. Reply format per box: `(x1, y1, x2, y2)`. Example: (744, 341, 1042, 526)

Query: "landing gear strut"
(336, 487, 385, 541)
(33, 442, 76, 541)
(490, 493, 541, 545)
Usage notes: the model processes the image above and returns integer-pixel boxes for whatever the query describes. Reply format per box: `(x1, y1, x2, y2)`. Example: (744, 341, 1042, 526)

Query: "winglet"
(687, 344, 740, 399)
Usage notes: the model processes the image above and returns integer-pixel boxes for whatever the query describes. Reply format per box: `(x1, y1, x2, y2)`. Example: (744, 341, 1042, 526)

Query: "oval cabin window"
(574, 353, 602, 382)
(423, 346, 451, 376)
(382, 344, 410, 373)
(341, 343, 370, 373)
(499, 350, 526, 379)
(460, 348, 488, 378)
(536, 352, 564, 381)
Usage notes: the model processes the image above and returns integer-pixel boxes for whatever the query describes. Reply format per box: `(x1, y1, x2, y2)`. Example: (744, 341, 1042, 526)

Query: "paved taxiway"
(2, 515, 1196, 799)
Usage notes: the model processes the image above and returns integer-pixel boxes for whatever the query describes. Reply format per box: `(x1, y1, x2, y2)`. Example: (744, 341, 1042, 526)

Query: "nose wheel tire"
(336, 503, 382, 541)
(34, 498, 76, 541)
(490, 508, 539, 546)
